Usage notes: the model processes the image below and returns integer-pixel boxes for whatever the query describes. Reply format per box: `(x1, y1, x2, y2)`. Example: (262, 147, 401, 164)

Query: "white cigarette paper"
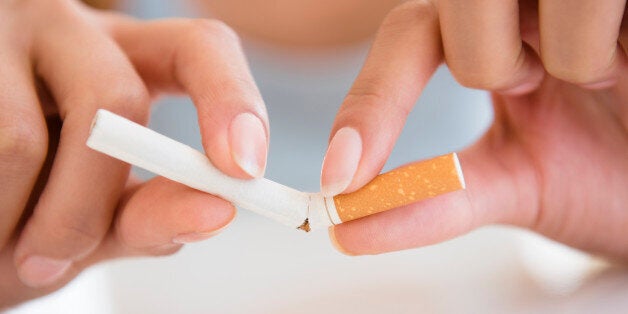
(87, 110, 466, 232)
(87, 109, 333, 230)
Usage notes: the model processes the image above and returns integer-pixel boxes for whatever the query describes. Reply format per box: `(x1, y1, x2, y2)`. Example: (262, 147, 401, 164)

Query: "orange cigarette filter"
(331, 153, 465, 223)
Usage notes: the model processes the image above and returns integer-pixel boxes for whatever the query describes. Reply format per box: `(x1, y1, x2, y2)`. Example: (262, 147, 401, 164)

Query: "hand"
(1, 0, 268, 307)
(323, 0, 628, 260)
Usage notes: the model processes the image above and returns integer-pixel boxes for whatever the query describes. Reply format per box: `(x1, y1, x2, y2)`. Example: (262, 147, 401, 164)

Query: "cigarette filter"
(87, 110, 465, 231)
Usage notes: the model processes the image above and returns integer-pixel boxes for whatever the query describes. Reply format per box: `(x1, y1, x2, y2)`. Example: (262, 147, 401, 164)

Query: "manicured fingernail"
(321, 127, 362, 197)
(18, 256, 71, 288)
(172, 213, 235, 244)
(229, 113, 268, 178)
(328, 227, 356, 256)
(172, 232, 218, 244)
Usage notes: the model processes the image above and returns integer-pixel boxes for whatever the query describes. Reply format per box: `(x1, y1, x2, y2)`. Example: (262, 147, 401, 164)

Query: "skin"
(194, 0, 402, 47)
(324, 0, 628, 261)
(0, 0, 267, 308)
(2, 0, 627, 308)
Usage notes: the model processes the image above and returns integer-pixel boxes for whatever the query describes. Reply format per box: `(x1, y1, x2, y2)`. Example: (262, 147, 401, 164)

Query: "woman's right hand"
(324, 0, 628, 259)
(1, 0, 269, 308)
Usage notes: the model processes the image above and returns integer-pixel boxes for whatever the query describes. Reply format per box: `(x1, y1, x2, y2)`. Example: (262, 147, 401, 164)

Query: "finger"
(74, 178, 235, 265)
(0, 176, 235, 305)
(0, 44, 47, 250)
(14, 7, 150, 288)
(540, 0, 628, 88)
(321, 1, 442, 196)
(439, 0, 544, 94)
(105, 17, 269, 179)
(113, 177, 236, 255)
(0, 173, 234, 303)
(79, 178, 234, 276)
(329, 124, 541, 255)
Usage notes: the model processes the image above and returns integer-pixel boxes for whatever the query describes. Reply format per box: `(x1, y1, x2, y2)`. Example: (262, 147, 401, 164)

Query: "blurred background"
(9, 0, 628, 313)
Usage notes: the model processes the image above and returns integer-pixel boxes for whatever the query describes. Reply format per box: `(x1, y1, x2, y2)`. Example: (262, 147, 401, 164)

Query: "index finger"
(321, 1, 443, 196)
(106, 17, 269, 179)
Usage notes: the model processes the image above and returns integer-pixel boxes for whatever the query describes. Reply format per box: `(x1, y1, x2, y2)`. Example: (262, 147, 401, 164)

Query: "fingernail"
(229, 113, 268, 178)
(172, 232, 218, 244)
(18, 256, 71, 288)
(321, 127, 362, 197)
(328, 227, 356, 256)
(172, 214, 235, 244)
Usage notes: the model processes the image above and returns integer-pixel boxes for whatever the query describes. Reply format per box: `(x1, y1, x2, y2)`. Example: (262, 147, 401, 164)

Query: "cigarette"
(87, 110, 465, 231)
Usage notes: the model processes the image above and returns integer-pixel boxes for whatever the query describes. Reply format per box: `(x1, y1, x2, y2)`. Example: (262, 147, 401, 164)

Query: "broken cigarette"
(87, 109, 465, 231)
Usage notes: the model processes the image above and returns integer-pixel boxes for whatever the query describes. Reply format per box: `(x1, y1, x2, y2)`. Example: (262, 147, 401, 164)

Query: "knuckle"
(0, 116, 47, 162)
(19, 0, 80, 23)
(345, 88, 390, 112)
(547, 66, 612, 86)
(384, 0, 437, 27)
(52, 219, 104, 254)
(542, 55, 616, 85)
(208, 76, 259, 102)
(342, 89, 410, 125)
(450, 66, 513, 90)
(185, 19, 240, 43)
(101, 81, 150, 124)
(449, 52, 528, 91)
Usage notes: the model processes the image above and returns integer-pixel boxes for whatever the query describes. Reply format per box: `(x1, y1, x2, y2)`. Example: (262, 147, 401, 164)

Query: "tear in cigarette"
(87, 110, 465, 231)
